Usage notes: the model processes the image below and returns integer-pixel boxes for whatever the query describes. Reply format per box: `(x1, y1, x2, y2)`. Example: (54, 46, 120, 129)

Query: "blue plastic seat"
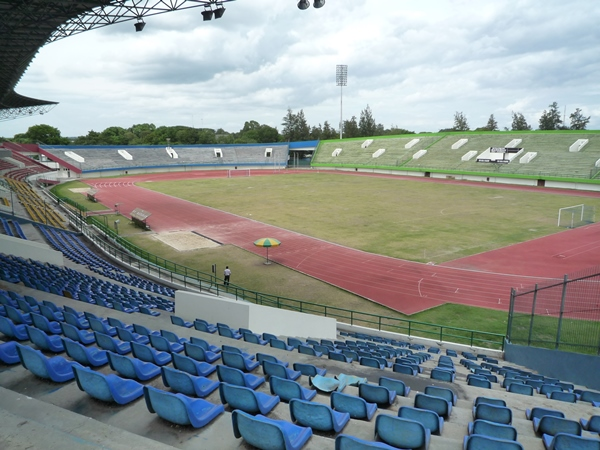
(216, 364, 265, 390)
(107, 351, 161, 381)
(542, 433, 600, 450)
(293, 362, 326, 377)
(533, 416, 582, 437)
(30, 312, 62, 335)
(94, 331, 132, 355)
(475, 397, 506, 408)
(60, 322, 95, 345)
(161, 366, 219, 398)
(38, 303, 64, 322)
(414, 393, 452, 419)
(222, 344, 254, 360)
(539, 384, 563, 395)
(160, 329, 188, 345)
(73, 364, 143, 404)
(26, 325, 64, 353)
(335, 434, 397, 449)
(63, 305, 85, 319)
(468, 375, 492, 389)
(0, 315, 28, 340)
(5, 305, 32, 325)
(473, 403, 512, 425)
(379, 376, 410, 397)
(170, 315, 193, 327)
(0, 341, 20, 364)
(329, 351, 352, 363)
(63, 311, 90, 330)
(62, 337, 108, 367)
(107, 317, 133, 332)
(359, 383, 396, 407)
(219, 382, 280, 415)
(548, 391, 577, 403)
(290, 398, 350, 432)
(16, 343, 78, 382)
(398, 406, 444, 436)
(17, 297, 38, 313)
(130, 341, 172, 366)
(425, 385, 457, 406)
(270, 338, 294, 351)
(184, 342, 221, 363)
(263, 359, 302, 381)
(132, 323, 161, 337)
(88, 316, 117, 337)
(221, 350, 260, 372)
(580, 415, 600, 433)
(171, 352, 216, 377)
(359, 356, 384, 369)
(580, 390, 600, 404)
(526, 407, 565, 421)
(331, 391, 377, 420)
(149, 334, 184, 353)
(139, 306, 160, 316)
(430, 367, 455, 382)
(193, 319, 217, 334)
(113, 302, 136, 314)
(468, 419, 518, 441)
(116, 327, 149, 345)
(298, 344, 322, 357)
(270, 375, 317, 402)
(393, 363, 418, 376)
(257, 352, 289, 367)
(189, 336, 220, 354)
(243, 331, 268, 345)
(463, 435, 523, 450)
(375, 414, 431, 450)
(507, 382, 534, 396)
(218, 325, 242, 340)
(144, 385, 224, 428)
(232, 409, 312, 450)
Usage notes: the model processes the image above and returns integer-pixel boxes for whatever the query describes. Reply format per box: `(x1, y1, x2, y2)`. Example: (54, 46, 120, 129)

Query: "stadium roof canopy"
(0, 0, 235, 122)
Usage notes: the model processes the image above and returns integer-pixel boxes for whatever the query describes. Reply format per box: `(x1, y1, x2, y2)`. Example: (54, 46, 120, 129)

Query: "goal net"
(557, 204, 595, 228)
(227, 169, 250, 178)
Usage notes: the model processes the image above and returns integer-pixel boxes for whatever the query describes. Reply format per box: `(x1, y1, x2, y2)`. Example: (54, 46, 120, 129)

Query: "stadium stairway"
(1, 277, 599, 449)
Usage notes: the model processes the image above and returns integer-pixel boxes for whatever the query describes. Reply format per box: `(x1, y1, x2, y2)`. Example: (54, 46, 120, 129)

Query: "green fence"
(507, 267, 600, 355)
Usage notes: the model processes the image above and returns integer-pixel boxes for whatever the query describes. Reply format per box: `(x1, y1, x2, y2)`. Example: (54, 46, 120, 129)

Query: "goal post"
(557, 204, 595, 228)
(227, 169, 251, 178)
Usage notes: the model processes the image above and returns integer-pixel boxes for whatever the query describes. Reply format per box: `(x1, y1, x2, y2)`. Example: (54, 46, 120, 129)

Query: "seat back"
(161, 366, 195, 395)
(430, 367, 454, 382)
(331, 391, 371, 420)
(298, 345, 318, 356)
(375, 415, 429, 449)
(549, 391, 577, 403)
(131, 341, 155, 362)
(270, 376, 304, 402)
(216, 364, 247, 387)
(30, 313, 52, 333)
(221, 351, 247, 371)
(270, 339, 290, 351)
(398, 406, 442, 435)
(149, 334, 170, 352)
(0, 315, 25, 339)
(392, 363, 417, 376)
(359, 356, 382, 369)
(231, 410, 289, 450)
(263, 360, 288, 379)
(88, 317, 110, 334)
(468, 376, 492, 388)
(379, 377, 409, 397)
(73, 365, 113, 402)
(469, 419, 517, 441)
(464, 435, 523, 450)
(536, 416, 582, 436)
(170, 316, 185, 326)
(26, 325, 59, 352)
(289, 398, 335, 431)
(171, 352, 199, 375)
(107, 352, 137, 378)
(16, 343, 50, 378)
(414, 393, 451, 419)
(94, 331, 119, 352)
(62, 337, 90, 365)
(474, 403, 512, 425)
(143, 386, 191, 426)
(293, 362, 319, 377)
(359, 383, 394, 407)
(161, 329, 182, 343)
(185, 342, 209, 361)
(243, 333, 261, 345)
(425, 385, 456, 405)
(508, 383, 533, 396)
(219, 382, 260, 414)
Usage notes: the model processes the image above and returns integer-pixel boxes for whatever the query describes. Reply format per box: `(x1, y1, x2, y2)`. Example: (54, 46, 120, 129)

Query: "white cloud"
(2, 0, 599, 137)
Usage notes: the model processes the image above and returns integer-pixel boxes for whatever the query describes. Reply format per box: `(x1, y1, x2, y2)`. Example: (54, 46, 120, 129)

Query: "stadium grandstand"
(2, 0, 600, 448)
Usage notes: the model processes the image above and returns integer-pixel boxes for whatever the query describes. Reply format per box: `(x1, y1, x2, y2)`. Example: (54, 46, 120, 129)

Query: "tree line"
(2, 102, 591, 146)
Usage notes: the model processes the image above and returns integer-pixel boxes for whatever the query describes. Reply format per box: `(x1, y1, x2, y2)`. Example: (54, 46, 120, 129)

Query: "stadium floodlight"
(202, 6, 214, 21)
(314, 0, 326, 7)
(134, 18, 145, 32)
(213, 2, 226, 19)
(336, 64, 348, 140)
(297, 0, 310, 10)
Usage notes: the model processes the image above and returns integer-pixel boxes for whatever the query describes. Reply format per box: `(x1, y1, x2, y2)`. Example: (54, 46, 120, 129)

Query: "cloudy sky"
(3, 0, 600, 138)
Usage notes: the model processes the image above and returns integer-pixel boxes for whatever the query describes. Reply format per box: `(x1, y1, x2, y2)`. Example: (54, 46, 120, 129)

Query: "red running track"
(86, 171, 600, 315)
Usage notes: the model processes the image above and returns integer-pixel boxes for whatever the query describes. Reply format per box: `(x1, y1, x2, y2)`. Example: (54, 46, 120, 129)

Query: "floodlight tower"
(336, 64, 348, 140)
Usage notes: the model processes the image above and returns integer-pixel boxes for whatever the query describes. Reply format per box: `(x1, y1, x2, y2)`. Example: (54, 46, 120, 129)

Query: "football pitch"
(138, 172, 600, 264)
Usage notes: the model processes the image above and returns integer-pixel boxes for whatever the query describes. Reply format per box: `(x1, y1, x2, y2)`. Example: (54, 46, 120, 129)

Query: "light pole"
(336, 64, 348, 140)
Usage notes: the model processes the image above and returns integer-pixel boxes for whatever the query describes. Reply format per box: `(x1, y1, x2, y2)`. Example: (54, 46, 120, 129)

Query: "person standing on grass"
(224, 266, 231, 286)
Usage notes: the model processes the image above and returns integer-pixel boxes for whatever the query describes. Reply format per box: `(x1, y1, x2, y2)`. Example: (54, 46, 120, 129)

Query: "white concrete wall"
(175, 290, 337, 339)
(0, 234, 64, 266)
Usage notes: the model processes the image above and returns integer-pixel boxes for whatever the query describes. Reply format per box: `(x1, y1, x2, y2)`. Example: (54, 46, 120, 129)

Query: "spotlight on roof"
(202, 6, 214, 21)
(134, 18, 145, 32)
(314, 0, 325, 7)
(213, 2, 226, 19)
(297, 0, 310, 10)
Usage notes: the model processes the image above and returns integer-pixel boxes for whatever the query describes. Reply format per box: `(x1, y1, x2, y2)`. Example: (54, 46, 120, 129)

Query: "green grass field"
(138, 173, 600, 263)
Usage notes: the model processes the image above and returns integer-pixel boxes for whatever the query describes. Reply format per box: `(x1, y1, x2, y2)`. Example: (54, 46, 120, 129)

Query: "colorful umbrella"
(253, 238, 281, 264)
